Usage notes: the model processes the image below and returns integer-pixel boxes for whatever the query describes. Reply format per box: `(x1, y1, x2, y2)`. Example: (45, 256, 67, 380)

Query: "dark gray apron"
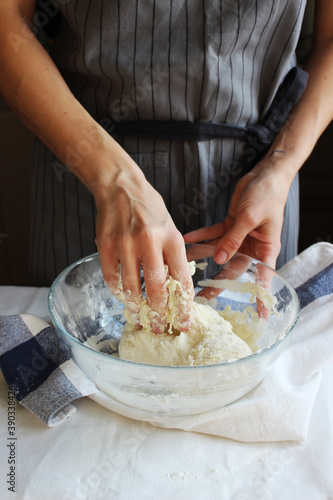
(29, 1, 307, 286)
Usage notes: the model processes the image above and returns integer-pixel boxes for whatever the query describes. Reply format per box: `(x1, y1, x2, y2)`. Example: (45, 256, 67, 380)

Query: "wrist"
(64, 123, 145, 199)
(255, 131, 307, 186)
(250, 151, 297, 205)
(260, 103, 320, 183)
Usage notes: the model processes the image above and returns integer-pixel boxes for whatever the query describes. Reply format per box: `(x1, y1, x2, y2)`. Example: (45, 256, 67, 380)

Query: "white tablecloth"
(0, 283, 332, 500)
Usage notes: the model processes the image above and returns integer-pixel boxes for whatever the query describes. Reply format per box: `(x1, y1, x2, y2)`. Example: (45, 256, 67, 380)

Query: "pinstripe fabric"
(29, 0, 306, 285)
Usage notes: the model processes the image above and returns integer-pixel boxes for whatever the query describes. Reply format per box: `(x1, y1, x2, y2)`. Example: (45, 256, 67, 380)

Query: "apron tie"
(111, 67, 308, 148)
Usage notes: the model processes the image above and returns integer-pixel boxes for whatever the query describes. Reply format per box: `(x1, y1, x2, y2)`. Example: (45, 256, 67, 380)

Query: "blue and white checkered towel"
(0, 314, 96, 426)
(0, 242, 333, 441)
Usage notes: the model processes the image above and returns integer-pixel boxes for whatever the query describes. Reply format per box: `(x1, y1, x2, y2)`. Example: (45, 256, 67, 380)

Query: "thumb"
(213, 216, 250, 264)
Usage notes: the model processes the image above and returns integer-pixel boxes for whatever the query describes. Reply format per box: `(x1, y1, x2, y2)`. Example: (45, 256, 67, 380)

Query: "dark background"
(0, 1, 332, 286)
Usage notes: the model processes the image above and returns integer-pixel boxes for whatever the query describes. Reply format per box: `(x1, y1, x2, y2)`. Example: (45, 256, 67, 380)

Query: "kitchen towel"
(0, 242, 332, 440)
(0, 314, 96, 426)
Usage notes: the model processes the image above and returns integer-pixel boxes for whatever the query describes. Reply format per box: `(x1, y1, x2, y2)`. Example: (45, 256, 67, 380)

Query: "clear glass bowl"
(48, 245, 300, 418)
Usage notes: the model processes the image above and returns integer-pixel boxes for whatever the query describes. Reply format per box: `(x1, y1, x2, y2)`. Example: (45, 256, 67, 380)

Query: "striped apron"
(29, 0, 307, 286)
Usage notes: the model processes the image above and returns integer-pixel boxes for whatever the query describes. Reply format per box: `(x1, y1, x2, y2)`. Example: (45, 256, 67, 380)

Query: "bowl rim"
(47, 250, 301, 370)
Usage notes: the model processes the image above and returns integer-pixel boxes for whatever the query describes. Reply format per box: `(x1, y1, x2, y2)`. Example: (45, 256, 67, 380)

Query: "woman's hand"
(186, 0, 333, 269)
(0, 2, 193, 333)
(184, 157, 293, 269)
(94, 162, 193, 333)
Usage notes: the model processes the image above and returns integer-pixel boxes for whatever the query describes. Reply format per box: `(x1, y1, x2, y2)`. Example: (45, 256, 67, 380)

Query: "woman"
(0, 0, 332, 332)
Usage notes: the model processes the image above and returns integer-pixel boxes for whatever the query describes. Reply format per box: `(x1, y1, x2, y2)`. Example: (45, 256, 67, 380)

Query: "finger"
(165, 238, 194, 332)
(248, 233, 279, 270)
(202, 236, 224, 247)
(214, 216, 252, 265)
(255, 261, 276, 319)
(98, 240, 125, 301)
(185, 242, 215, 262)
(244, 235, 280, 318)
(184, 222, 226, 244)
(119, 251, 143, 327)
(142, 248, 168, 334)
(257, 298, 269, 319)
(103, 262, 124, 301)
(197, 251, 252, 301)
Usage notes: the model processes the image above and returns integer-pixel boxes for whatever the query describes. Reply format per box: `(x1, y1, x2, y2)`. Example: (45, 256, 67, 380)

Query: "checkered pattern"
(0, 314, 96, 426)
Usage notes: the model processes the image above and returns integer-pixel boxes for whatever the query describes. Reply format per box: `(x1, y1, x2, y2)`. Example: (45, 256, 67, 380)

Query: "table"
(0, 285, 332, 500)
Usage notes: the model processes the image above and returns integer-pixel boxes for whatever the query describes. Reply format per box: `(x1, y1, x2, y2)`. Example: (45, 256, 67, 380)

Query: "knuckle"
(178, 272, 194, 296)
(103, 271, 121, 289)
(103, 271, 120, 285)
(243, 208, 259, 228)
(185, 280, 195, 299)
(172, 230, 185, 246)
(225, 235, 242, 251)
(146, 282, 168, 304)
(150, 314, 167, 334)
(95, 235, 112, 253)
(117, 231, 134, 249)
(136, 225, 157, 248)
(144, 267, 167, 286)
(96, 229, 120, 253)
(123, 287, 142, 306)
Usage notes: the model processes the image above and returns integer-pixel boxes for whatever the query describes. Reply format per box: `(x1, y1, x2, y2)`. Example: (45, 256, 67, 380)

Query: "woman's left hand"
(184, 157, 293, 269)
(187, 0, 333, 270)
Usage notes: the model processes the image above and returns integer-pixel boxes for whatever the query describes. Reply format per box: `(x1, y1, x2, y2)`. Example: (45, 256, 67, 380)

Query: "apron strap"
(247, 66, 308, 144)
(113, 120, 250, 142)
(111, 67, 308, 147)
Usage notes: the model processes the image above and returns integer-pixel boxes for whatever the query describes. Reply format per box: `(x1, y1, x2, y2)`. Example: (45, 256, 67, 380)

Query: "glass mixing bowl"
(48, 245, 300, 419)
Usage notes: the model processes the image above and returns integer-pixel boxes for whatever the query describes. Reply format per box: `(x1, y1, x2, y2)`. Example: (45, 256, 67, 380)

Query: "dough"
(119, 302, 253, 366)
(118, 264, 253, 366)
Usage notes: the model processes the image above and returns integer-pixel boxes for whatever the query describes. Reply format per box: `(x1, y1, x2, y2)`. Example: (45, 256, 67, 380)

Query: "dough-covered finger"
(142, 252, 168, 334)
(255, 261, 276, 319)
(120, 253, 143, 326)
(106, 271, 124, 302)
(166, 239, 194, 332)
(98, 246, 125, 301)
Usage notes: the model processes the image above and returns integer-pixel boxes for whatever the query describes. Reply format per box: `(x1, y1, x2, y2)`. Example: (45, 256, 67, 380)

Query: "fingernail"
(215, 250, 228, 264)
(151, 321, 164, 334)
(150, 314, 167, 334)
(178, 319, 191, 332)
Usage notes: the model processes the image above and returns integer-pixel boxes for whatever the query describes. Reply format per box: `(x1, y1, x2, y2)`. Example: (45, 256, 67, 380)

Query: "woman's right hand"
(94, 161, 194, 333)
(0, 1, 193, 332)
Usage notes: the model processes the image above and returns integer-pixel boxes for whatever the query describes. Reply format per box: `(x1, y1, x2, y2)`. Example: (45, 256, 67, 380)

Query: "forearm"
(260, 35, 333, 183)
(0, 7, 140, 198)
